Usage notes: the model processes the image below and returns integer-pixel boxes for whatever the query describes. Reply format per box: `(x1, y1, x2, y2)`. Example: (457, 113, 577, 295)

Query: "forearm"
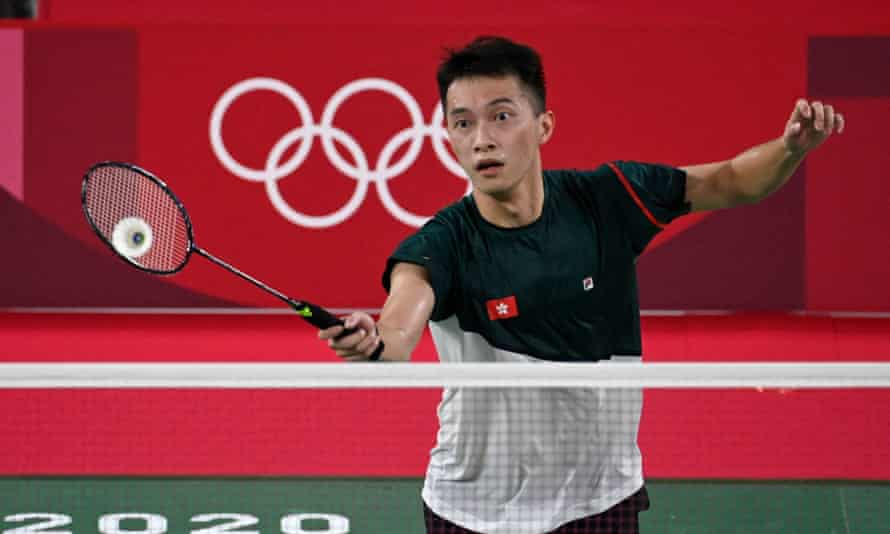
(375, 322, 422, 362)
(373, 263, 436, 362)
(319, 263, 434, 362)
(727, 137, 805, 203)
(374, 291, 429, 362)
(683, 99, 841, 212)
(684, 136, 806, 211)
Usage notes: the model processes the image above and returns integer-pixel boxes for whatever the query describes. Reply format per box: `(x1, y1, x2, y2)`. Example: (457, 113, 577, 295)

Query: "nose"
(472, 123, 497, 153)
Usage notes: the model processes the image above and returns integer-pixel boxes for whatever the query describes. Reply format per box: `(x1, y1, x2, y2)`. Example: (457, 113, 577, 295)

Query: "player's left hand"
(783, 99, 845, 155)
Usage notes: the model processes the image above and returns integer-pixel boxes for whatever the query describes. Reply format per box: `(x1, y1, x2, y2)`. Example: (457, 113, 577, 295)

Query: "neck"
(473, 169, 545, 229)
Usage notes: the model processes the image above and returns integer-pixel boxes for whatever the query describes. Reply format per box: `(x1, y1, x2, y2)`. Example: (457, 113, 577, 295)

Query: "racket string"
(84, 165, 190, 273)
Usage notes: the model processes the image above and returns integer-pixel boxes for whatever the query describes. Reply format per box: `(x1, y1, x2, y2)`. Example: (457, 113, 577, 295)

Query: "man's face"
(444, 75, 553, 198)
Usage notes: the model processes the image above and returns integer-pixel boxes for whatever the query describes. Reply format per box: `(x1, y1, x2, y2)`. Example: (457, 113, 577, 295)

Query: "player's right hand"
(318, 311, 382, 362)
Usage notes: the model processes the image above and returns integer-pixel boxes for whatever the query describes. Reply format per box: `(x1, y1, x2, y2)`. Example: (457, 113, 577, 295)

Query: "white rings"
(209, 77, 470, 228)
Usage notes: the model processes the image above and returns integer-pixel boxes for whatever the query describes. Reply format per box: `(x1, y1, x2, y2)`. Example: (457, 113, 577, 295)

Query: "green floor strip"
(1, 478, 887, 533)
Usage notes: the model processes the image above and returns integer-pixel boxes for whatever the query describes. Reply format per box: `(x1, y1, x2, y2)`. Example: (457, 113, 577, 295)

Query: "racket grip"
(289, 301, 345, 330)
(290, 301, 385, 361)
(289, 300, 359, 340)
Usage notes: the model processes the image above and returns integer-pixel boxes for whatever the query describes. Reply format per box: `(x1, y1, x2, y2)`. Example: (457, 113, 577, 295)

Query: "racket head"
(81, 161, 195, 275)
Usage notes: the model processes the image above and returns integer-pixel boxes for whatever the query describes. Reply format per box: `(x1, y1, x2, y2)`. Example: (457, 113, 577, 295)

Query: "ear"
(538, 110, 555, 145)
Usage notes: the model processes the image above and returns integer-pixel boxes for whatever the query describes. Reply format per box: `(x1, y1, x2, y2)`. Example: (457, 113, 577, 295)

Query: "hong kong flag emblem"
(486, 295, 519, 320)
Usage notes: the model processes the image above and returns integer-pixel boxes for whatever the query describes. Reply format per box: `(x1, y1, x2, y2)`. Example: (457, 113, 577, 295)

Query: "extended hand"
(784, 99, 845, 155)
(318, 311, 382, 361)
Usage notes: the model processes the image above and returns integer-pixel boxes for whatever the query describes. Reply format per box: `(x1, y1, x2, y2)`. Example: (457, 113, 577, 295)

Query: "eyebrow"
(449, 97, 518, 116)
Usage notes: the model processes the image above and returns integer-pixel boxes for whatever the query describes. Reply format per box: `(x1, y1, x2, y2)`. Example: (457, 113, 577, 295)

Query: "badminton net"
(1, 362, 889, 533)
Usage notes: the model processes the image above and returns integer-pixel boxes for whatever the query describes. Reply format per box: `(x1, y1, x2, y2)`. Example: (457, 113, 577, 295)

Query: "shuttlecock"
(111, 216, 153, 259)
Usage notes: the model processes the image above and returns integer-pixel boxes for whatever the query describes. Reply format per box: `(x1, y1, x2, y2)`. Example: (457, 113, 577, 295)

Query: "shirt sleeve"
(381, 217, 456, 321)
(604, 160, 691, 255)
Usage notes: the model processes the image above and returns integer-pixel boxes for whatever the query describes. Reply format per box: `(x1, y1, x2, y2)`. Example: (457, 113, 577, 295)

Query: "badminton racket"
(81, 161, 380, 355)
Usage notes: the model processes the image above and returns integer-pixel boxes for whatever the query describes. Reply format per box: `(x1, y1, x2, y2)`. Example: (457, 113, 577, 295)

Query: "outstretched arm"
(682, 99, 845, 212)
(318, 262, 435, 362)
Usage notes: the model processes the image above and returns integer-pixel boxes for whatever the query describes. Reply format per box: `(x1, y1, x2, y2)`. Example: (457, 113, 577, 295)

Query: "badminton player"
(319, 36, 843, 533)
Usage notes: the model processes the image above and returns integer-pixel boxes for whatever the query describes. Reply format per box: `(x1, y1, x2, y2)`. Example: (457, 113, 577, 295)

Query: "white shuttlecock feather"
(111, 216, 154, 259)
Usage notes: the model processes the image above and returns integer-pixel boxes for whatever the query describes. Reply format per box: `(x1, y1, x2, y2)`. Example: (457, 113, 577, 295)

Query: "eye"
(495, 111, 511, 121)
(453, 119, 470, 129)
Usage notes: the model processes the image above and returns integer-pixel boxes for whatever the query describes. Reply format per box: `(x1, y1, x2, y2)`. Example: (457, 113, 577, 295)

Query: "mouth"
(475, 159, 505, 176)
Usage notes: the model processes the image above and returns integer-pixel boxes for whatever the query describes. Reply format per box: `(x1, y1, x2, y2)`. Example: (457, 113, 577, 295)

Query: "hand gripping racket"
(81, 161, 382, 357)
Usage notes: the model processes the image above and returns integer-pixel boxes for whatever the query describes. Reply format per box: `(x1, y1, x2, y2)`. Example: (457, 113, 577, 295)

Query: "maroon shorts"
(423, 486, 650, 534)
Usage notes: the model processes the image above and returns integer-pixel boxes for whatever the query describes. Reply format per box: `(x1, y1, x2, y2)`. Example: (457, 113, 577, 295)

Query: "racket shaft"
(193, 247, 346, 329)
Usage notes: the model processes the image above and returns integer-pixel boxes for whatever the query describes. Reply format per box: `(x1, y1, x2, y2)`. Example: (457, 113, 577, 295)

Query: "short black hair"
(437, 36, 546, 115)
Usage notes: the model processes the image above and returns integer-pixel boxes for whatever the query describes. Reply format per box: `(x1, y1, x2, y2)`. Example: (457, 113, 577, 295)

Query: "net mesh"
(1, 363, 889, 533)
(83, 165, 191, 273)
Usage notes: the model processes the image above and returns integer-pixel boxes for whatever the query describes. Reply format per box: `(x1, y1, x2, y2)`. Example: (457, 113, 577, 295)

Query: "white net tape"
(2, 362, 890, 388)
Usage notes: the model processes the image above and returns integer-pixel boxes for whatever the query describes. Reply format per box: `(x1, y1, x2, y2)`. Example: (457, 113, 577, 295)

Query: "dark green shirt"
(384, 161, 690, 362)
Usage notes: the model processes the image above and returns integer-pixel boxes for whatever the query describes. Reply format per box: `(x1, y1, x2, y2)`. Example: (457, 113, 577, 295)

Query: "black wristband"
(368, 327, 384, 361)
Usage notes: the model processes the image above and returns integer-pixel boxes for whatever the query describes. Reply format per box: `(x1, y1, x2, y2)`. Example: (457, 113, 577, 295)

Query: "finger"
(365, 336, 382, 358)
(318, 324, 345, 340)
(823, 104, 836, 134)
(791, 98, 811, 122)
(346, 312, 377, 333)
(836, 112, 845, 134)
(812, 101, 825, 131)
(365, 334, 384, 357)
(330, 327, 367, 349)
(354, 331, 379, 354)
(342, 313, 360, 330)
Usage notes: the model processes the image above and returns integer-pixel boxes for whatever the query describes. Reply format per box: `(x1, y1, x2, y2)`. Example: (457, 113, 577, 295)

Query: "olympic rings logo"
(209, 77, 470, 228)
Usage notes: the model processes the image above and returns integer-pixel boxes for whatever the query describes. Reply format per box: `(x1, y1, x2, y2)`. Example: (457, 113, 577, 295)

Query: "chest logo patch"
(486, 296, 519, 320)
(583, 277, 595, 291)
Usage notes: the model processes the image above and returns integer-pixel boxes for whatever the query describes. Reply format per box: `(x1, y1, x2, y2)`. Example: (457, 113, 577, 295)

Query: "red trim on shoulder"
(606, 161, 666, 229)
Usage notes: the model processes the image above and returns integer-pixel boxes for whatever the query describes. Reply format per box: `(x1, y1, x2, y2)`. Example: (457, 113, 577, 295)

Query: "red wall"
(36, 0, 890, 31)
(1, 2, 889, 481)
(2, 3, 889, 311)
